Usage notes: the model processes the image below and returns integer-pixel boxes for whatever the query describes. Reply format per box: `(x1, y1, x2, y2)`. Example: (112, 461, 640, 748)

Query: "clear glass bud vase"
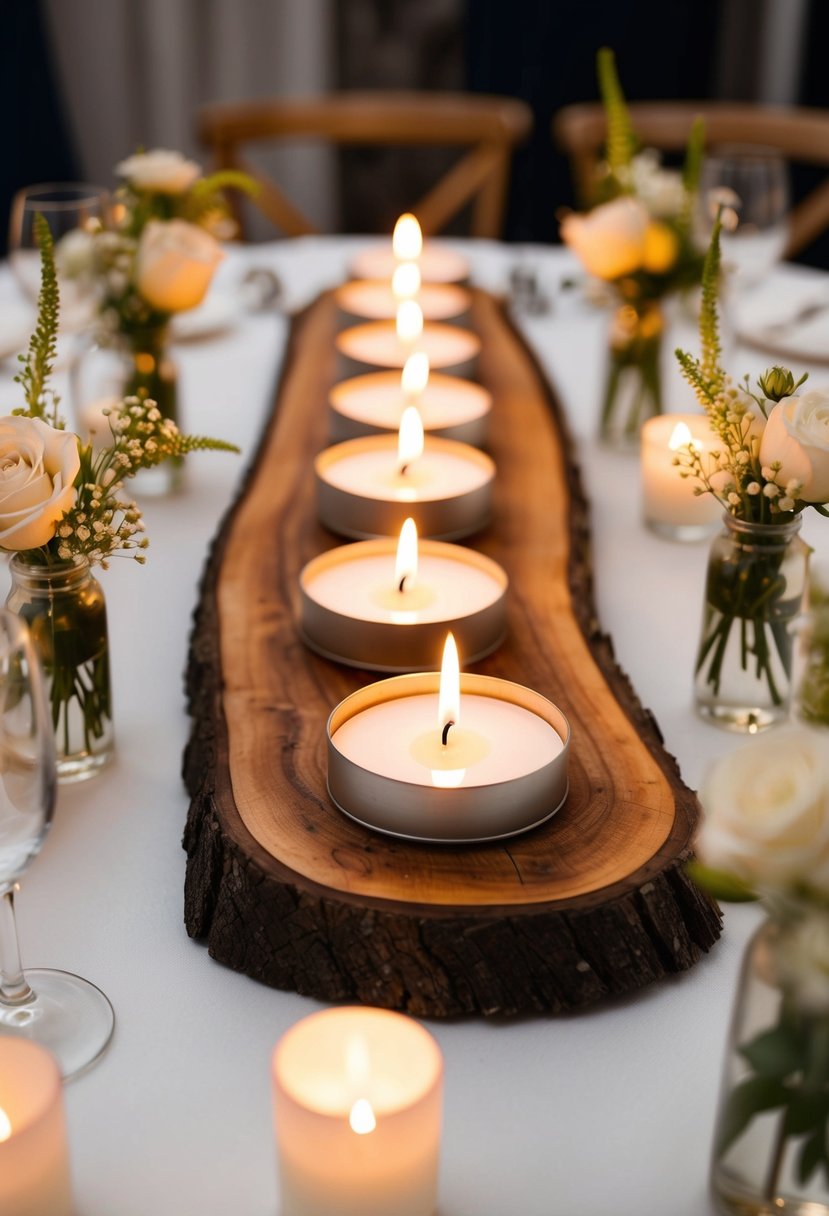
(6, 556, 114, 782)
(695, 513, 809, 732)
(600, 297, 664, 449)
(71, 321, 181, 496)
(712, 917, 829, 1216)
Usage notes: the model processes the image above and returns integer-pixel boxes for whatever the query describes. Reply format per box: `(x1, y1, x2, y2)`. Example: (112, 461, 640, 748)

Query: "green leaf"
(784, 1090, 829, 1137)
(717, 1076, 788, 1156)
(797, 1125, 826, 1185)
(740, 1023, 805, 1080)
(685, 860, 757, 902)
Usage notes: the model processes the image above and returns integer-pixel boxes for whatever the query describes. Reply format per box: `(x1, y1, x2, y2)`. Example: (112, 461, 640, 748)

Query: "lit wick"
(441, 721, 454, 746)
(438, 632, 460, 749)
(397, 406, 424, 477)
(395, 517, 418, 595)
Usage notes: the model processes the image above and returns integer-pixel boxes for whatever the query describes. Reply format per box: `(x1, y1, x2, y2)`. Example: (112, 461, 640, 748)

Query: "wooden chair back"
(198, 91, 533, 240)
(553, 101, 829, 257)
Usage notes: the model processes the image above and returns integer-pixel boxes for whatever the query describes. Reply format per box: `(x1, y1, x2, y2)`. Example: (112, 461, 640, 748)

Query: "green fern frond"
(699, 212, 724, 395)
(675, 348, 716, 407)
(597, 47, 636, 180)
(183, 171, 259, 223)
(14, 213, 61, 424)
(168, 434, 241, 457)
(679, 115, 705, 233)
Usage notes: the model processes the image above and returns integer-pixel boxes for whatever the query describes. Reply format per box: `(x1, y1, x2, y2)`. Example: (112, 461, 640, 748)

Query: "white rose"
(560, 197, 649, 280)
(0, 417, 80, 551)
(759, 389, 829, 503)
(630, 151, 686, 219)
(55, 228, 97, 278)
(776, 912, 829, 1014)
(134, 220, 223, 313)
(697, 730, 829, 896)
(116, 149, 201, 194)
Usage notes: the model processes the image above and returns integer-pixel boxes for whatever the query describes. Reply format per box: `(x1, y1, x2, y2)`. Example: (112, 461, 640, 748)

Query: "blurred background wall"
(2, 0, 826, 257)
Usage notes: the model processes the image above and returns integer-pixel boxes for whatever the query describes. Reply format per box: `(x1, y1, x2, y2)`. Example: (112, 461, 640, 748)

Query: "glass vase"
(6, 556, 114, 782)
(712, 917, 829, 1216)
(694, 513, 809, 732)
(71, 321, 181, 496)
(600, 297, 664, 449)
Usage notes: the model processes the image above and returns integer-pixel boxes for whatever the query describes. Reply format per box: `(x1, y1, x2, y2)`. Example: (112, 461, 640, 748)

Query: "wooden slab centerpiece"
(183, 288, 721, 1018)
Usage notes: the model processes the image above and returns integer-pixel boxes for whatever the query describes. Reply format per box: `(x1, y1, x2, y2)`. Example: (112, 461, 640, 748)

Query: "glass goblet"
(0, 609, 114, 1080)
(698, 147, 790, 288)
(8, 182, 109, 332)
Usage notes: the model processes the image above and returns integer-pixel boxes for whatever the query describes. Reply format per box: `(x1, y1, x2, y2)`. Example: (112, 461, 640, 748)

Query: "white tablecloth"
(3, 237, 829, 1216)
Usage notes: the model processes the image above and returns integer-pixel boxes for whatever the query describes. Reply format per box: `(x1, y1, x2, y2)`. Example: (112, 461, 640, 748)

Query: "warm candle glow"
(392, 261, 421, 301)
(349, 1097, 377, 1136)
(0, 1106, 10, 1143)
(438, 633, 460, 742)
(392, 213, 423, 261)
(396, 300, 423, 346)
(397, 406, 424, 475)
(668, 420, 697, 452)
(395, 518, 418, 593)
(401, 351, 430, 401)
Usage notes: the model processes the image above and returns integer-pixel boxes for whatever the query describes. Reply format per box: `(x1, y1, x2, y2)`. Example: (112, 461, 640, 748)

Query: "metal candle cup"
(315, 434, 495, 540)
(335, 279, 472, 329)
(328, 370, 491, 447)
(299, 538, 508, 672)
(327, 672, 571, 843)
(336, 320, 480, 380)
(349, 244, 470, 284)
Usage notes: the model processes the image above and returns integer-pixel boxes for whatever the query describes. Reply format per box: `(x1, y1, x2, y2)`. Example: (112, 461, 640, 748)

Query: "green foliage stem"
(14, 213, 61, 426)
(597, 47, 637, 181)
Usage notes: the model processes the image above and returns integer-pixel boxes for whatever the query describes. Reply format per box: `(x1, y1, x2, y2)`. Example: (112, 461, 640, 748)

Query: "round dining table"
(1, 235, 827, 1216)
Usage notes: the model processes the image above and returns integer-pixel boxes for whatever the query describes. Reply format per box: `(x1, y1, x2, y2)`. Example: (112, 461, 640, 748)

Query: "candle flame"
(401, 352, 430, 400)
(393, 213, 422, 261)
(392, 261, 421, 302)
(668, 421, 696, 451)
(396, 300, 423, 346)
(438, 633, 461, 740)
(395, 518, 418, 593)
(0, 1107, 10, 1142)
(349, 1097, 377, 1135)
(397, 406, 424, 474)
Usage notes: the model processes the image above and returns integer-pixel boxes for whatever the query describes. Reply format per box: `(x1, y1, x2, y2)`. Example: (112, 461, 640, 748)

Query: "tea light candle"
(299, 518, 508, 670)
(336, 316, 480, 380)
(329, 364, 491, 446)
(350, 212, 470, 284)
(641, 413, 722, 541)
(315, 423, 495, 540)
(327, 635, 570, 842)
(335, 279, 472, 327)
(0, 1040, 73, 1216)
(272, 1006, 443, 1216)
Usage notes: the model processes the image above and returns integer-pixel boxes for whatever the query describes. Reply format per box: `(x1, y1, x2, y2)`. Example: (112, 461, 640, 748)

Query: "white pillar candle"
(337, 320, 479, 375)
(641, 413, 722, 541)
(0, 1040, 73, 1216)
(329, 370, 492, 446)
(335, 280, 471, 323)
(272, 1006, 443, 1216)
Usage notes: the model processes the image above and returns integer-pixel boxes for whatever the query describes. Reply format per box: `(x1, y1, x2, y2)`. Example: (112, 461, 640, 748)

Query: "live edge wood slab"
(182, 288, 721, 1018)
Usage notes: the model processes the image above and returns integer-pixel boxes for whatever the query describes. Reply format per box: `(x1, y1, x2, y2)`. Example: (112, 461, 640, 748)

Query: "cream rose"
(116, 149, 201, 194)
(560, 197, 649, 280)
(0, 417, 80, 551)
(134, 220, 223, 313)
(697, 730, 829, 896)
(759, 389, 829, 503)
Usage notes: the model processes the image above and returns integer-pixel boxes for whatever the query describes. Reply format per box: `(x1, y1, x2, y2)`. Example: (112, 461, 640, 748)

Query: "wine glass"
(8, 182, 110, 332)
(698, 147, 790, 288)
(0, 609, 114, 1080)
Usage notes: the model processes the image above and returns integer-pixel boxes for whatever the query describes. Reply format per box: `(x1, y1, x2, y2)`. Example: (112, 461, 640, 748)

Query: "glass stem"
(0, 886, 34, 1005)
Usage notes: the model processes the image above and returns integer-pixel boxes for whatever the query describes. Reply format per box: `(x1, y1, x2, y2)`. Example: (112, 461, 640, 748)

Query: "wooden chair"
(553, 102, 829, 257)
(197, 91, 533, 240)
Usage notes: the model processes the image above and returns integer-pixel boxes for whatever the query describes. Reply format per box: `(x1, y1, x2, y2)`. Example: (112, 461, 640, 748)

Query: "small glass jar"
(712, 916, 829, 1216)
(600, 296, 664, 449)
(6, 556, 114, 782)
(71, 321, 181, 496)
(694, 513, 809, 732)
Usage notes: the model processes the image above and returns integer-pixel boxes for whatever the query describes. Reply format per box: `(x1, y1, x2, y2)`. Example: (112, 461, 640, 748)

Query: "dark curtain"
(0, 0, 79, 256)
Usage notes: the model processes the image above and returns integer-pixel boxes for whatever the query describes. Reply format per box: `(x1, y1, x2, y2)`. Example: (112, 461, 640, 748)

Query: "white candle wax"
(306, 551, 503, 624)
(330, 371, 491, 434)
(337, 321, 479, 371)
(272, 1007, 443, 1216)
(641, 413, 722, 535)
(336, 280, 471, 322)
(332, 691, 563, 787)
(0, 1040, 73, 1216)
(349, 244, 469, 284)
(321, 446, 489, 502)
